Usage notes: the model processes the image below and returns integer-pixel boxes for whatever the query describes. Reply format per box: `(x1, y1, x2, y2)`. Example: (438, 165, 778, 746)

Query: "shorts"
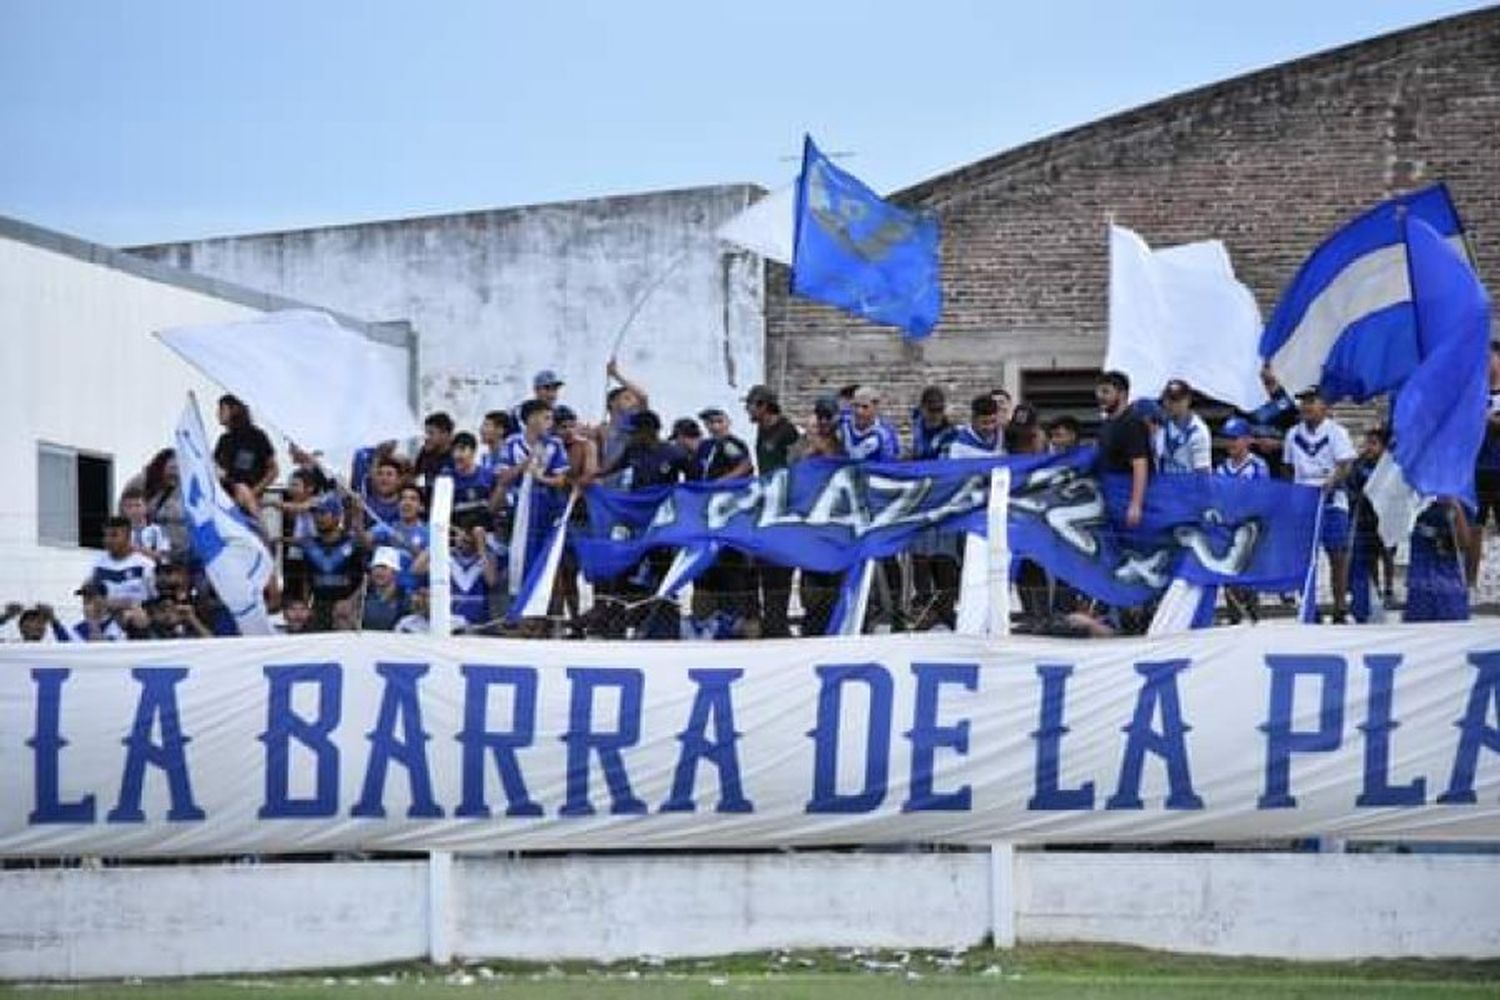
(1320, 505, 1350, 556)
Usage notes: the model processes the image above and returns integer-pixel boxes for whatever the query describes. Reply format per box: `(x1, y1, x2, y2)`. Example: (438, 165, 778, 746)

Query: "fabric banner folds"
(3, 624, 1499, 856)
(575, 450, 1321, 608)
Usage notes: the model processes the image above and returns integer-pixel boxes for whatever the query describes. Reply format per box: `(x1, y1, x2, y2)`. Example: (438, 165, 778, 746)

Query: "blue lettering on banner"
(27, 669, 96, 824)
(561, 668, 647, 816)
(903, 663, 977, 812)
(662, 669, 753, 814)
(806, 664, 893, 814)
(1438, 650, 1500, 805)
(259, 663, 343, 818)
(107, 668, 205, 823)
(352, 663, 444, 819)
(1106, 660, 1203, 810)
(1028, 664, 1095, 811)
(456, 665, 542, 818)
(1259, 655, 1347, 809)
(1356, 655, 1425, 807)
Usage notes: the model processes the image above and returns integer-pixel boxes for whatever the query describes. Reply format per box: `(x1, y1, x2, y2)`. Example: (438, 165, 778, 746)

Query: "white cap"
(371, 546, 402, 571)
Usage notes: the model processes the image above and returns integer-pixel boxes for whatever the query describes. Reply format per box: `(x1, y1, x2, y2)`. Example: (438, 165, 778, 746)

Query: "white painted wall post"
(989, 842, 1016, 949)
(428, 850, 454, 965)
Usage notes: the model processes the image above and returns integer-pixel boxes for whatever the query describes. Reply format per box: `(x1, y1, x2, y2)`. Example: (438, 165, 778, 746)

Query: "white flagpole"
(429, 476, 453, 635)
(986, 467, 1012, 638)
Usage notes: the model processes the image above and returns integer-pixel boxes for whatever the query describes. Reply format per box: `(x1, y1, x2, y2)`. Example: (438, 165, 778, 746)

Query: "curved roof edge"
(900, 6, 1499, 205)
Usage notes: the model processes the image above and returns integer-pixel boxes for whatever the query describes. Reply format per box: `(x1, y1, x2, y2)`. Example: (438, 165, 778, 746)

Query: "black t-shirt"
(214, 426, 275, 487)
(698, 434, 751, 481)
(1096, 410, 1152, 474)
(756, 417, 800, 474)
(620, 441, 693, 489)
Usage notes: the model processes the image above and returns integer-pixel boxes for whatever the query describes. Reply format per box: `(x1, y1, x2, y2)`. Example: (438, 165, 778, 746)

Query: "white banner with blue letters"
(2, 624, 1498, 856)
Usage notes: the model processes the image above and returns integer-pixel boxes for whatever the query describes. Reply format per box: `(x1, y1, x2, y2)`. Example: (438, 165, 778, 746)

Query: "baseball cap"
(1162, 379, 1193, 400)
(851, 386, 880, 406)
(697, 407, 727, 422)
(1130, 398, 1165, 422)
(743, 384, 778, 407)
(813, 395, 839, 418)
(1296, 384, 1325, 401)
(371, 546, 402, 571)
(553, 404, 577, 424)
(1221, 417, 1253, 439)
(671, 417, 703, 439)
(533, 369, 564, 389)
(315, 493, 344, 517)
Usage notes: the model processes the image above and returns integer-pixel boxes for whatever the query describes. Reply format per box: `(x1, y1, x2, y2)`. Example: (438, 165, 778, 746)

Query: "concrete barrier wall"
(3, 850, 1499, 980)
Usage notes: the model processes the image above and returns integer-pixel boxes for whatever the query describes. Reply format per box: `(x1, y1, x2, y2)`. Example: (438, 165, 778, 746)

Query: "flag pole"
(608, 248, 691, 359)
(1297, 499, 1327, 624)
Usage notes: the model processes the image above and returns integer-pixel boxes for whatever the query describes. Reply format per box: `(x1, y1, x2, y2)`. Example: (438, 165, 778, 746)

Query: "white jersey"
(1152, 414, 1212, 474)
(88, 551, 157, 605)
(945, 425, 1004, 459)
(1286, 418, 1357, 509)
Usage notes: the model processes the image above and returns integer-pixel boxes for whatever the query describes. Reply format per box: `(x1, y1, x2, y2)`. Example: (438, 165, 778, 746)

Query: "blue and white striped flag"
(1261, 185, 1466, 402)
(505, 493, 576, 623)
(173, 394, 274, 635)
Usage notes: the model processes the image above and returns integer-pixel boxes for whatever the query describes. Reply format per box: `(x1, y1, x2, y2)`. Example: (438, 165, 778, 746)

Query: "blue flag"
(1391, 215, 1491, 504)
(791, 135, 941, 338)
(1261, 184, 1464, 402)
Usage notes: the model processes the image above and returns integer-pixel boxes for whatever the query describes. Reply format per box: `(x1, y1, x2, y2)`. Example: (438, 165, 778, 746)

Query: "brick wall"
(766, 8, 1500, 435)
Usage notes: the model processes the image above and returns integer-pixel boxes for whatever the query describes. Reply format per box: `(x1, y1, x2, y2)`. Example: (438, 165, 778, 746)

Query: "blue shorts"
(1320, 506, 1350, 555)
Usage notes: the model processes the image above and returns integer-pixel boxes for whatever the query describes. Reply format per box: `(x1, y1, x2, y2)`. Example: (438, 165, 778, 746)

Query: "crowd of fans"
(5, 346, 1496, 644)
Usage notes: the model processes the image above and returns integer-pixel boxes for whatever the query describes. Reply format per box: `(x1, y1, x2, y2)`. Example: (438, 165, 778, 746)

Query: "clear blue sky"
(0, 0, 1489, 246)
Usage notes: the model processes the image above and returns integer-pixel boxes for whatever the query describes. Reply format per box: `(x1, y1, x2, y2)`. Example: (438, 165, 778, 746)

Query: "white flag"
(173, 395, 274, 635)
(1106, 225, 1268, 411)
(715, 186, 796, 264)
(157, 310, 419, 452)
(1365, 450, 1427, 550)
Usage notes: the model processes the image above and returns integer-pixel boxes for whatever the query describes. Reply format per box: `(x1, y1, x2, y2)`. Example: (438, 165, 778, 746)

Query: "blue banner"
(576, 450, 1320, 606)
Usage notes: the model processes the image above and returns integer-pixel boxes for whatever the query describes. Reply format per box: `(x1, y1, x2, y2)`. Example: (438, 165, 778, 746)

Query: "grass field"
(5, 945, 1499, 1000)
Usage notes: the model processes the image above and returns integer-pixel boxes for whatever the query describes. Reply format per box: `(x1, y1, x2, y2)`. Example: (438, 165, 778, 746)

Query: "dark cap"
(1296, 384, 1325, 401)
(697, 407, 727, 422)
(671, 417, 703, 439)
(1161, 378, 1193, 400)
(744, 384, 778, 407)
(75, 581, 106, 598)
(628, 409, 661, 434)
(1131, 398, 1165, 422)
(813, 395, 839, 418)
(533, 369, 564, 389)
(553, 404, 577, 424)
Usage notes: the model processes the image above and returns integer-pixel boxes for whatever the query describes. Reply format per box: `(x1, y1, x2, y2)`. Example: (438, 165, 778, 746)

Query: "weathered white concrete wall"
(0, 862, 428, 979)
(1018, 851, 1500, 959)
(454, 852, 989, 961)
(4, 851, 1499, 980)
(133, 186, 767, 435)
(0, 219, 406, 616)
